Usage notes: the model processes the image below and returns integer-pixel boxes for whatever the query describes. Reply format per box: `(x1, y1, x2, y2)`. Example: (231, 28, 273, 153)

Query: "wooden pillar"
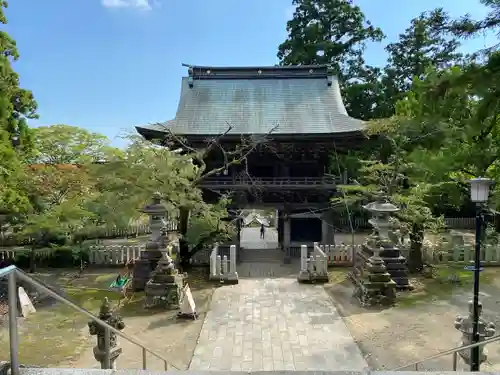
(321, 209, 335, 245)
(283, 211, 291, 263)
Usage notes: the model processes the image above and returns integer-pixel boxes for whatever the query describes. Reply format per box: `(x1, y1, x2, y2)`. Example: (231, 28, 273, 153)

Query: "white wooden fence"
(334, 217, 477, 230)
(88, 245, 143, 265)
(298, 243, 329, 282)
(319, 244, 362, 266)
(209, 245, 238, 283)
(425, 244, 500, 266)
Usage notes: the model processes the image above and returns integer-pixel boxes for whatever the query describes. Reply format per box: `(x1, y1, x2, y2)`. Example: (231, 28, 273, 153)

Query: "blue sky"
(4, 0, 496, 146)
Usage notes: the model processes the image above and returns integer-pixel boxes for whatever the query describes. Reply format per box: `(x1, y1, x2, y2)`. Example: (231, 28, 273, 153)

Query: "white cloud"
(101, 0, 156, 11)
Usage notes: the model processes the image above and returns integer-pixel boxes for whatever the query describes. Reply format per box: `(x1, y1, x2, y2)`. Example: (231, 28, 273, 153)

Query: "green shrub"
(5, 246, 90, 269)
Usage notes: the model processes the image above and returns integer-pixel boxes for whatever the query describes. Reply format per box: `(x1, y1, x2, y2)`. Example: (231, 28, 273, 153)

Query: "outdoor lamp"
(468, 176, 494, 371)
(469, 177, 494, 203)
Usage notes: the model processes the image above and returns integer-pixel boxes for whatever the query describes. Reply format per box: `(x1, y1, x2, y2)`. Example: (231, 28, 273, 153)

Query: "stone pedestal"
(354, 247, 396, 307)
(145, 253, 185, 308)
(357, 240, 410, 289)
(454, 300, 495, 365)
(88, 298, 125, 370)
(132, 193, 167, 292)
(132, 243, 163, 291)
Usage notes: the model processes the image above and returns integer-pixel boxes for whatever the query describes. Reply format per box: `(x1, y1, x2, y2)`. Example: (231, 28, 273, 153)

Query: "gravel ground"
(325, 278, 500, 371)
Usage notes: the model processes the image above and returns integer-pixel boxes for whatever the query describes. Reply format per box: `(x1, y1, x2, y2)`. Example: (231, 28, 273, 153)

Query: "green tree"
(333, 118, 444, 272)
(0, 1, 36, 222)
(30, 124, 121, 164)
(22, 163, 97, 271)
(382, 8, 462, 114)
(450, 0, 500, 39)
(394, 59, 500, 209)
(97, 135, 235, 267)
(0, 1, 37, 151)
(277, 0, 386, 120)
(0, 128, 30, 216)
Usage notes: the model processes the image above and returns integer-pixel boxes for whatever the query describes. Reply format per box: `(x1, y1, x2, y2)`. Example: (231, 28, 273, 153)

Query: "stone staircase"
(11, 368, 486, 375)
(239, 248, 283, 263)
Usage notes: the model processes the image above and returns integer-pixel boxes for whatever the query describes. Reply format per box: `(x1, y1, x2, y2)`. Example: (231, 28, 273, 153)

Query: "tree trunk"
(178, 207, 190, 269)
(407, 222, 424, 273)
(29, 246, 36, 273)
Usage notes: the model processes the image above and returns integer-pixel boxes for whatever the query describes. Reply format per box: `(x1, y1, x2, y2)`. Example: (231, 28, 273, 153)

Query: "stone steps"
(240, 249, 283, 263)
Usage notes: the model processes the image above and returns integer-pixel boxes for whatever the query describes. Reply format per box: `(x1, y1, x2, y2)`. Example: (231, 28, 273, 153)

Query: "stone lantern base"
(353, 249, 396, 307)
(93, 346, 122, 370)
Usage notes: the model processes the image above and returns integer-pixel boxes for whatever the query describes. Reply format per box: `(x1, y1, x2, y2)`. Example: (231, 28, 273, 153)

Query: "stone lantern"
(355, 199, 410, 290)
(141, 192, 168, 244)
(455, 300, 495, 365)
(132, 193, 167, 291)
(88, 297, 125, 369)
(363, 200, 400, 241)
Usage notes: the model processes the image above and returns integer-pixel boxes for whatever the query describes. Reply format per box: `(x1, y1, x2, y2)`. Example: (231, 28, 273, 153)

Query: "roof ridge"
(185, 64, 330, 80)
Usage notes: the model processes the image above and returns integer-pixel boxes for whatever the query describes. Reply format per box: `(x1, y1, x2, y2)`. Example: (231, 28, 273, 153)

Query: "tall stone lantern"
(132, 193, 167, 291)
(355, 199, 410, 289)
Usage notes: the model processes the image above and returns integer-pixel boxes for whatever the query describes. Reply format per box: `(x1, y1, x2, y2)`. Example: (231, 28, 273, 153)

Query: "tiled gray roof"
(137, 68, 364, 136)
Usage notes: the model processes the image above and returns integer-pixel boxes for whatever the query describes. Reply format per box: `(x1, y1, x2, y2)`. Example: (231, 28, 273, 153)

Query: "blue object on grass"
(110, 276, 129, 289)
(463, 265, 484, 272)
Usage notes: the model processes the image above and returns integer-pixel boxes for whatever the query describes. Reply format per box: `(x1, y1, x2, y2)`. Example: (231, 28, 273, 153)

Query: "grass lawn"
(325, 264, 498, 308)
(0, 266, 213, 367)
(396, 264, 495, 307)
(0, 287, 123, 366)
(327, 268, 349, 284)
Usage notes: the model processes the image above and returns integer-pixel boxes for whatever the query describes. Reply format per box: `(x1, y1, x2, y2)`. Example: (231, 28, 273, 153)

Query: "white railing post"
(222, 255, 228, 276)
(216, 255, 222, 278)
(298, 245, 309, 281)
(300, 245, 307, 272)
(226, 245, 239, 283)
(299, 243, 328, 283)
(209, 246, 218, 279)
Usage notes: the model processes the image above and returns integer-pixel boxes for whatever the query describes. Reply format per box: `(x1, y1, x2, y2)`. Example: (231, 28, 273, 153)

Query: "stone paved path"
(188, 278, 368, 371)
(241, 227, 278, 249)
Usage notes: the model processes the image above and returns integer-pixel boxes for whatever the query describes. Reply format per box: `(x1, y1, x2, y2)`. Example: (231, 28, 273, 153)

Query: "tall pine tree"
(0, 1, 37, 215)
(0, 0, 37, 151)
(277, 0, 386, 120)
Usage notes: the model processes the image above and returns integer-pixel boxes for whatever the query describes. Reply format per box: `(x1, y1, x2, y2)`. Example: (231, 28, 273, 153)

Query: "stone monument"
(88, 297, 125, 370)
(454, 300, 495, 365)
(144, 252, 185, 308)
(355, 199, 410, 289)
(132, 193, 167, 291)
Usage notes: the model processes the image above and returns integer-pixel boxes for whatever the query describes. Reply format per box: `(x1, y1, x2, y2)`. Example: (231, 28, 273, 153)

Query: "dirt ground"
(326, 268, 500, 371)
(0, 267, 215, 370)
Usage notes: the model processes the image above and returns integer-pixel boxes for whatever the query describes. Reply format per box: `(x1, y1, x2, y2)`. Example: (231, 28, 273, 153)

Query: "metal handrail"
(392, 331, 500, 371)
(0, 265, 180, 375)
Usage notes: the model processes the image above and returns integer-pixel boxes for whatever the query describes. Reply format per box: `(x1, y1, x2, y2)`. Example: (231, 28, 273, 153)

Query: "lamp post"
(469, 177, 493, 371)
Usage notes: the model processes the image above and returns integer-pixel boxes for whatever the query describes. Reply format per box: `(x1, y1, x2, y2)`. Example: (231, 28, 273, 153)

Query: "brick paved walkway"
(188, 278, 368, 371)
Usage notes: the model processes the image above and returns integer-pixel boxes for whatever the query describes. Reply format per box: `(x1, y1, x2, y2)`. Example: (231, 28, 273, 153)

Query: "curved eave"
(135, 124, 366, 142)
